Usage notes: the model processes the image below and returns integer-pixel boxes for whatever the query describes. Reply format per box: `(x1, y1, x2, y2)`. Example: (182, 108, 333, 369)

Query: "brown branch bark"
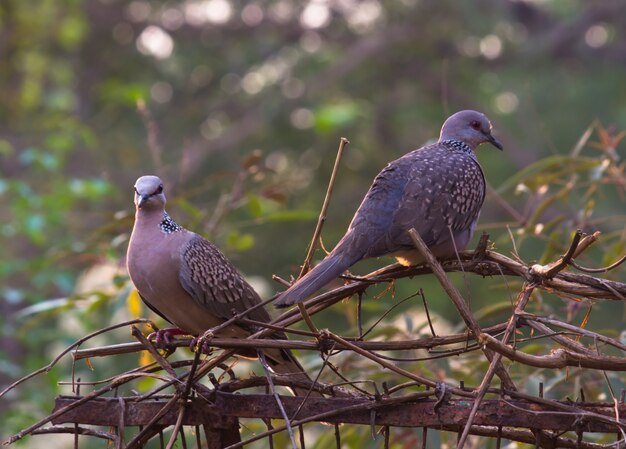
(479, 333, 626, 370)
(71, 322, 508, 360)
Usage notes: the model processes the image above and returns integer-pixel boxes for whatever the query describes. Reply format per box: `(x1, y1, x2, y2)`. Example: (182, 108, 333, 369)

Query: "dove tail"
(274, 254, 350, 308)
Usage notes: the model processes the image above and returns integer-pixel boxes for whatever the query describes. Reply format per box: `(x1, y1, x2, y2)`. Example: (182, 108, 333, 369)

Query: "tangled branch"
(5, 226, 626, 448)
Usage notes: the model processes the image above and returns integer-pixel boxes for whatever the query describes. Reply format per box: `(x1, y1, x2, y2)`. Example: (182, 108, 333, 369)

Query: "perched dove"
(275, 110, 502, 307)
(127, 175, 317, 395)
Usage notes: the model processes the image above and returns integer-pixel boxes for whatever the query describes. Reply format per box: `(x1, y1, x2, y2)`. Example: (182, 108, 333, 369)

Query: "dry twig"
(7, 226, 626, 449)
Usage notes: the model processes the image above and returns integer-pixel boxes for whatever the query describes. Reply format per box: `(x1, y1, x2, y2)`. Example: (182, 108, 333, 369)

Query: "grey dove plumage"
(127, 175, 317, 395)
(275, 110, 502, 308)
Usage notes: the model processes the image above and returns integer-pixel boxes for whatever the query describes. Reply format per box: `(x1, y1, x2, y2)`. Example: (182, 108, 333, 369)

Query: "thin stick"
(164, 406, 186, 449)
(519, 313, 626, 352)
(457, 285, 535, 449)
(131, 326, 178, 381)
(318, 330, 473, 397)
(116, 396, 124, 449)
(406, 228, 546, 449)
(136, 99, 163, 171)
(198, 294, 280, 341)
(361, 292, 420, 339)
(72, 323, 510, 360)
(4, 370, 165, 445)
(570, 252, 626, 273)
(357, 292, 364, 339)
(479, 333, 626, 370)
(299, 137, 349, 277)
(258, 352, 298, 449)
(407, 228, 516, 391)
(125, 396, 180, 449)
(297, 303, 319, 334)
(290, 346, 336, 420)
(506, 389, 626, 432)
(530, 230, 583, 278)
(419, 288, 437, 337)
(182, 345, 203, 399)
(30, 426, 115, 440)
(156, 344, 204, 449)
(0, 318, 154, 399)
(293, 138, 349, 333)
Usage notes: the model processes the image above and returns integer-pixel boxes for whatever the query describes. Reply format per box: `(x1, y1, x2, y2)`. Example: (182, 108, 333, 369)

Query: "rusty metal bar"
(51, 394, 626, 433)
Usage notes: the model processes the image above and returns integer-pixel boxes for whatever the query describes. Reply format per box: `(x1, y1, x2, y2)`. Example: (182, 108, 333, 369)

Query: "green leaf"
(175, 198, 203, 221)
(246, 194, 263, 218)
(495, 155, 601, 194)
(14, 297, 72, 319)
(314, 101, 361, 134)
(98, 80, 149, 106)
(472, 300, 515, 321)
(227, 230, 255, 252)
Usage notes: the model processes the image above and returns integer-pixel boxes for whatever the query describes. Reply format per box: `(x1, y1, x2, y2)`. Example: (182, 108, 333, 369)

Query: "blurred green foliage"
(1, 0, 626, 447)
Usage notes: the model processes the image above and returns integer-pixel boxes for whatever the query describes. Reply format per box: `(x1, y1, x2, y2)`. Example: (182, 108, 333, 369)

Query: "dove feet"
(148, 327, 190, 347)
(188, 333, 216, 355)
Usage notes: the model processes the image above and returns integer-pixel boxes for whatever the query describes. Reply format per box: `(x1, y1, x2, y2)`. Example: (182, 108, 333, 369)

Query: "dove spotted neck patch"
(441, 139, 473, 157)
(160, 213, 183, 234)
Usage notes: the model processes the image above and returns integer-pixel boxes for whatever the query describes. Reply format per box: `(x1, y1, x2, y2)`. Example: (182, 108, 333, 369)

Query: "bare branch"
(479, 333, 626, 370)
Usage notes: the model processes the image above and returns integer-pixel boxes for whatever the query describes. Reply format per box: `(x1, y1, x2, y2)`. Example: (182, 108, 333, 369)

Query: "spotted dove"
(127, 175, 316, 395)
(275, 110, 502, 307)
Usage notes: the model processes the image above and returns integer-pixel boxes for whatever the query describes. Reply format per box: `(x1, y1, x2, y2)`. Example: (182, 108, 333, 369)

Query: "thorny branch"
(5, 225, 626, 448)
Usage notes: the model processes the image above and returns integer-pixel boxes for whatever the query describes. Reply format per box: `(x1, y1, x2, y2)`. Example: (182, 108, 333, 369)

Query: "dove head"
(439, 110, 503, 151)
(134, 175, 166, 211)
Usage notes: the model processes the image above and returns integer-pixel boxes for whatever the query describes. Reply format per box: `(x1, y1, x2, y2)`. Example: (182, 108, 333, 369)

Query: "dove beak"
(137, 194, 150, 209)
(486, 133, 503, 151)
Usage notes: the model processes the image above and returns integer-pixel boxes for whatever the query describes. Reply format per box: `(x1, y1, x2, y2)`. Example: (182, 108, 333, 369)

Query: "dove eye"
(156, 184, 164, 194)
(470, 121, 481, 130)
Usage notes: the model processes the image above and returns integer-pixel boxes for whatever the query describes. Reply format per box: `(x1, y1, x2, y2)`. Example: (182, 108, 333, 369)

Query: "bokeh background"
(2, 0, 626, 447)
